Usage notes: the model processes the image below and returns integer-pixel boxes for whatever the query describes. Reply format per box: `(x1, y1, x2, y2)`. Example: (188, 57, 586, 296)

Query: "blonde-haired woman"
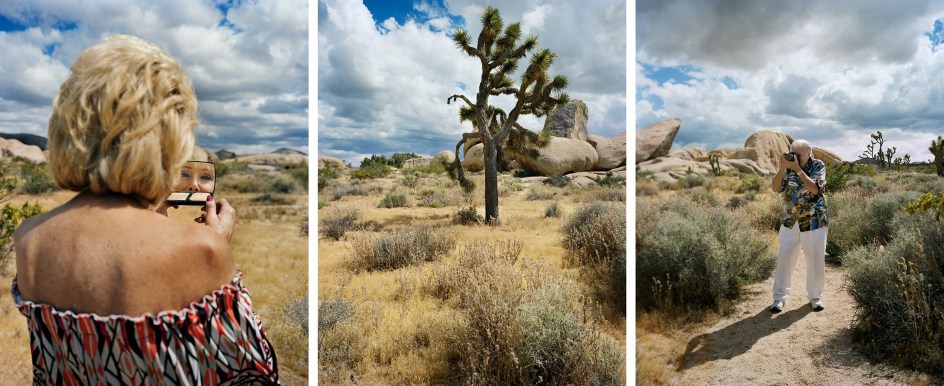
(12, 35, 279, 384)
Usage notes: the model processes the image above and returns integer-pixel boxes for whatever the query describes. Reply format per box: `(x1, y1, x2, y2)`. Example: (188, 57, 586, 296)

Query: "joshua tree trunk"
(483, 136, 500, 224)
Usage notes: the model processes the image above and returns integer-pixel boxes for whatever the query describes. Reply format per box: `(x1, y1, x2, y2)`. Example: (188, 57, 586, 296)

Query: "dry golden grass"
(318, 171, 627, 385)
(0, 173, 308, 384)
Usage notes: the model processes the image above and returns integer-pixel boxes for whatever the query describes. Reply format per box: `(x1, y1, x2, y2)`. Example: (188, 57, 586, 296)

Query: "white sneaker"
(810, 298, 824, 311)
(770, 299, 784, 313)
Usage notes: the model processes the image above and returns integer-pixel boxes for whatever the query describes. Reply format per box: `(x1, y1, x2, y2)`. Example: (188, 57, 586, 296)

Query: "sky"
(0, 0, 308, 155)
(637, 0, 944, 163)
(318, 0, 627, 166)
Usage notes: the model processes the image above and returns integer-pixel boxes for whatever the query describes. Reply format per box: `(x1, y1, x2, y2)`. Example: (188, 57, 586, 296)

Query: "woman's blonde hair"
(47, 35, 197, 205)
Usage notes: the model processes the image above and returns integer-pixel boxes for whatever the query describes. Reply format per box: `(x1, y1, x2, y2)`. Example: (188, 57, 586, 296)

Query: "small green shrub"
(637, 197, 774, 311)
(846, 175, 878, 192)
(318, 196, 327, 209)
(727, 196, 747, 209)
(217, 161, 250, 177)
(543, 175, 571, 188)
(1, 201, 44, 272)
(526, 186, 557, 201)
(349, 225, 456, 271)
(544, 202, 561, 218)
(904, 191, 944, 221)
(17, 161, 57, 194)
(288, 166, 308, 189)
(676, 174, 705, 189)
(827, 190, 920, 259)
(401, 163, 446, 175)
(377, 192, 408, 208)
(319, 208, 359, 240)
(269, 176, 299, 193)
(318, 166, 339, 192)
(351, 162, 391, 179)
(402, 173, 419, 189)
(418, 192, 448, 208)
(736, 175, 765, 194)
(504, 182, 525, 192)
(331, 186, 369, 200)
(453, 206, 483, 225)
(636, 181, 659, 197)
(825, 162, 875, 193)
(687, 187, 718, 206)
(593, 172, 626, 187)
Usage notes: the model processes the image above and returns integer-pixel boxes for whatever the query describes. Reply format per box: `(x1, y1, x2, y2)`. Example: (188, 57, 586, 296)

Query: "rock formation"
(462, 143, 485, 171)
(543, 100, 589, 141)
(588, 132, 627, 170)
(318, 156, 346, 170)
(636, 118, 681, 163)
(216, 149, 237, 160)
(0, 138, 46, 163)
(514, 137, 598, 176)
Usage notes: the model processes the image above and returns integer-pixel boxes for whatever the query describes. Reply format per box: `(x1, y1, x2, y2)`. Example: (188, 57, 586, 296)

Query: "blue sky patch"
(927, 18, 944, 51)
(364, 0, 464, 32)
(722, 76, 738, 90)
(640, 62, 700, 86)
(0, 13, 29, 32)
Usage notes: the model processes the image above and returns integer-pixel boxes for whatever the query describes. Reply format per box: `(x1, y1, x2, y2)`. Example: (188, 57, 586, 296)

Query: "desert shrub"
(251, 191, 293, 204)
(318, 166, 339, 192)
(845, 215, 944, 374)
(351, 162, 391, 179)
(402, 173, 419, 189)
(636, 168, 654, 181)
(580, 185, 626, 203)
(1, 201, 44, 273)
(827, 190, 920, 260)
(513, 169, 536, 178)
(349, 225, 456, 271)
(429, 241, 625, 385)
(318, 296, 360, 381)
(17, 161, 57, 194)
(636, 197, 774, 311)
(453, 206, 483, 225)
(727, 195, 747, 209)
(418, 191, 448, 208)
(268, 292, 309, 376)
(402, 163, 446, 175)
(593, 172, 626, 187)
(288, 165, 308, 189)
(543, 175, 571, 188)
(504, 181, 525, 192)
(744, 190, 757, 201)
(319, 208, 359, 240)
(544, 202, 561, 218)
(526, 186, 558, 201)
(686, 186, 718, 206)
(299, 215, 309, 237)
(825, 162, 875, 193)
(738, 197, 782, 233)
(269, 175, 299, 193)
(331, 185, 369, 200)
(636, 181, 660, 197)
(377, 192, 408, 208)
(318, 196, 327, 209)
(562, 203, 626, 312)
(904, 192, 944, 221)
(217, 161, 250, 177)
(736, 175, 765, 194)
(676, 174, 705, 189)
(846, 175, 878, 192)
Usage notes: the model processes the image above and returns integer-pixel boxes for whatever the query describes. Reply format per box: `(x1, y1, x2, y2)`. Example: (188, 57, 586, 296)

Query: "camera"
(784, 152, 799, 162)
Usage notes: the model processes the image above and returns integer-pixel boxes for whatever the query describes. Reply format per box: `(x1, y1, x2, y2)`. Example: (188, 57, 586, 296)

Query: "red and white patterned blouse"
(12, 272, 279, 385)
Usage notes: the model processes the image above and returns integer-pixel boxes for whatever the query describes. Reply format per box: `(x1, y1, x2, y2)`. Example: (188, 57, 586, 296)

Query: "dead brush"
(319, 207, 360, 240)
(349, 225, 456, 271)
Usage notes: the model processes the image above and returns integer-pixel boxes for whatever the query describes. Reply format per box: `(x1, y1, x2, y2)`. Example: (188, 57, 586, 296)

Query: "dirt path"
(675, 257, 934, 386)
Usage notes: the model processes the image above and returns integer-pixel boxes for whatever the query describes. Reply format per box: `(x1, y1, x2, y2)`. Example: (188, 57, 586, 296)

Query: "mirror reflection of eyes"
(173, 161, 216, 193)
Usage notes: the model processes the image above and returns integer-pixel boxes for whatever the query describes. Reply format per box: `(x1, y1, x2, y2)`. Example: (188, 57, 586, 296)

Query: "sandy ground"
(673, 256, 936, 386)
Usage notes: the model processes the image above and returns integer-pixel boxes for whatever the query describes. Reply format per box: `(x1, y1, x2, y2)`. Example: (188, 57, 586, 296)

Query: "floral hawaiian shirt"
(779, 157, 828, 232)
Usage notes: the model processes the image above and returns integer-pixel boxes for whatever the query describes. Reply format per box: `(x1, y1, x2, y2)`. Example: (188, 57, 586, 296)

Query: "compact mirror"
(165, 161, 216, 206)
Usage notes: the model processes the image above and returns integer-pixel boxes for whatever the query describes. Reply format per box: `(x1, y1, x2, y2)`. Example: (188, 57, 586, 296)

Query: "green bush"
(289, 166, 308, 189)
(544, 202, 561, 218)
(402, 173, 419, 189)
(377, 192, 408, 208)
(736, 175, 765, 194)
(825, 162, 875, 193)
(827, 190, 920, 260)
(676, 174, 705, 189)
(401, 163, 446, 175)
(17, 161, 57, 194)
(845, 175, 878, 192)
(349, 225, 456, 271)
(351, 162, 391, 179)
(562, 203, 626, 312)
(593, 172, 626, 187)
(318, 165, 339, 192)
(331, 185, 369, 200)
(217, 161, 249, 177)
(637, 197, 774, 311)
(543, 175, 571, 188)
(453, 206, 483, 225)
(1, 201, 44, 273)
(319, 208, 359, 240)
(418, 191, 448, 208)
(845, 215, 944, 373)
(269, 176, 299, 193)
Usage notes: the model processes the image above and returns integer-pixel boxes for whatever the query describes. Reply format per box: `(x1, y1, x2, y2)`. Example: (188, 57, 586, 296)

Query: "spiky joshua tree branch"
(445, 6, 568, 225)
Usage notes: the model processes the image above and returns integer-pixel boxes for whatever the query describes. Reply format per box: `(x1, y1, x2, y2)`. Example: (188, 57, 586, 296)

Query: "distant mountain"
(216, 149, 237, 160)
(273, 148, 307, 156)
(0, 133, 47, 150)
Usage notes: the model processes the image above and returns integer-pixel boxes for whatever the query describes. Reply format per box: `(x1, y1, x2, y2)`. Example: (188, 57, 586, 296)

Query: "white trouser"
(772, 222, 827, 302)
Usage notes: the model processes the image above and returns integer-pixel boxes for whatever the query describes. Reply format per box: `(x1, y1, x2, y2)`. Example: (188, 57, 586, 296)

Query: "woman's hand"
(199, 196, 236, 242)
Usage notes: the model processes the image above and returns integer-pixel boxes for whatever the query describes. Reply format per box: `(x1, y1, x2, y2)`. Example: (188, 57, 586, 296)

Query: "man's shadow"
(678, 306, 812, 371)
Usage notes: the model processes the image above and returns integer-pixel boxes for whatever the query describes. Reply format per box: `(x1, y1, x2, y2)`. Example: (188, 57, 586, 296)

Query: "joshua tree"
(861, 130, 887, 168)
(445, 6, 568, 225)
(931, 135, 944, 177)
(708, 152, 722, 176)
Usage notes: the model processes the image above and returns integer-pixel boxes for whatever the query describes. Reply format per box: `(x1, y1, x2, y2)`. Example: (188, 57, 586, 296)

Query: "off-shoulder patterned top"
(12, 272, 279, 385)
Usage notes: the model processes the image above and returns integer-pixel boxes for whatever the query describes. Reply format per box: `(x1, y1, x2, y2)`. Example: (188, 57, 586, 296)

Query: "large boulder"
(514, 137, 598, 176)
(433, 150, 456, 166)
(543, 100, 589, 141)
(588, 132, 627, 170)
(636, 118, 681, 163)
(669, 147, 708, 161)
(812, 148, 842, 165)
(237, 152, 307, 167)
(741, 130, 794, 174)
(403, 157, 432, 168)
(462, 143, 485, 171)
(0, 133, 47, 150)
(720, 158, 767, 175)
(191, 145, 219, 163)
(318, 156, 347, 170)
(0, 138, 45, 163)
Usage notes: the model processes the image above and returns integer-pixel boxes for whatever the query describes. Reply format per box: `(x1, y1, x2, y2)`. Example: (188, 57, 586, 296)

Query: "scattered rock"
(0, 138, 46, 163)
(636, 118, 681, 163)
(543, 99, 589, 141)
(515, 137, 598, 176)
